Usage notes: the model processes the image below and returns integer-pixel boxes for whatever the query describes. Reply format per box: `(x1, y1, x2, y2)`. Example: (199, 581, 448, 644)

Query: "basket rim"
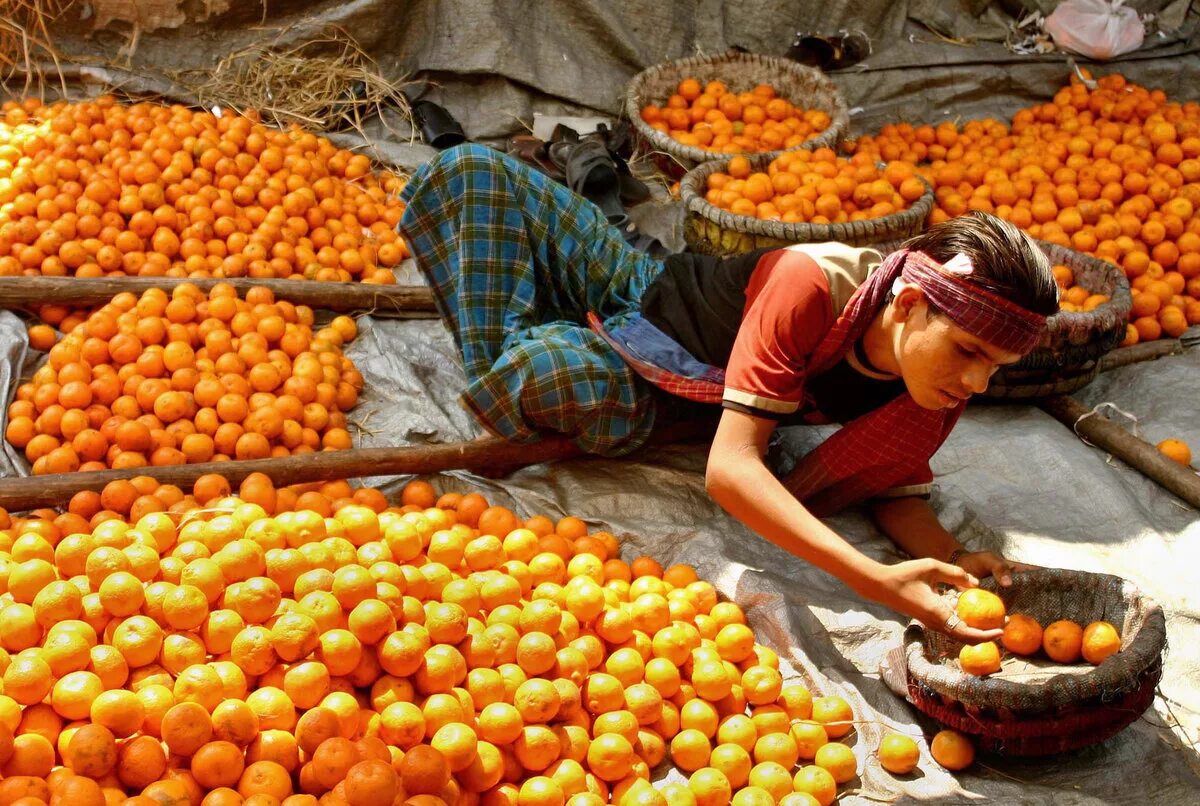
(624, 50, 850, 168)
(903, 568, 1166, 713)
(678, 155, 935, 245)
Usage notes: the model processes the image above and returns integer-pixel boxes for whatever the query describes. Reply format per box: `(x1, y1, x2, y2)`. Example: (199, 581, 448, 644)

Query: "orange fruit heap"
(846, 71, 1200, 342)
(0, 473, 889, 804)
(4, 282, 361, 474)
(703, 149, 925, 224)
(1052, 264, 1110, 313)
(640, 78, 832, 154)
(0, 96, 408, 290)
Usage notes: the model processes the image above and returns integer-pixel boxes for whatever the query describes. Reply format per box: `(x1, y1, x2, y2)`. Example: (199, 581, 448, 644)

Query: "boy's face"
(892, 289, 1025, 410)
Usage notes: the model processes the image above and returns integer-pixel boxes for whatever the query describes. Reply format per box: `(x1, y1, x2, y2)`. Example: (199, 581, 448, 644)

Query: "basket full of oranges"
(625, 50, 849, 178)
(678, 150, 935, 256)
(901, 568, 1165, 757)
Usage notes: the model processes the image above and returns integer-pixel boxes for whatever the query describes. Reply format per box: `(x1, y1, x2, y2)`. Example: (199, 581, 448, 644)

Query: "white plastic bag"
(1044, 0, 1144, 60)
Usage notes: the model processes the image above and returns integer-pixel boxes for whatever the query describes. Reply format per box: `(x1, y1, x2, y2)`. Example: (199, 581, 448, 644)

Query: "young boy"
(400, 144, 1059, 642)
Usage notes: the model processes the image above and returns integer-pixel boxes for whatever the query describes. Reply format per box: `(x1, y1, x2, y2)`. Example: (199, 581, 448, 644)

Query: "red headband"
(894, 250, 1048, 354)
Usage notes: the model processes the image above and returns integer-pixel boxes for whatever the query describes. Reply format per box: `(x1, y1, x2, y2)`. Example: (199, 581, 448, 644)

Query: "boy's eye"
(956, 344, 977, 359)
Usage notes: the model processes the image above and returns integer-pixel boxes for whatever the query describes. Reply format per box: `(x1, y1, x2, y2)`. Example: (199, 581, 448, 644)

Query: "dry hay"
(0, 0, 72, 96)
(176, 26, 415, 138)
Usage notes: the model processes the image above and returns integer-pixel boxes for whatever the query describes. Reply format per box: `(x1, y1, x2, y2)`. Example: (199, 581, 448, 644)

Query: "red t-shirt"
(721, 249, 837, 418)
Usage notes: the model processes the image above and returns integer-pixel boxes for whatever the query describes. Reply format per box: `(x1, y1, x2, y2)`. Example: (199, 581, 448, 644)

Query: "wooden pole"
(0, 277, 438, 317)
(0, 438, 582, 511)
(1098, 339, 1183, 373)
(1038, 395, 1200, 510)
(0, 420, 716, 512)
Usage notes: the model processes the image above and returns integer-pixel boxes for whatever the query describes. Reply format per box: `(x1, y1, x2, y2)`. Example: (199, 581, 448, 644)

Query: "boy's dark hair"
(901, 211, 1060, 317)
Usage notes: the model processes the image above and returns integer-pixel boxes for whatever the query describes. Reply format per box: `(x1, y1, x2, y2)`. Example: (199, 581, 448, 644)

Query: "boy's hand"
(952, 550, 1036, 588)
(866, 558, 1003, 644)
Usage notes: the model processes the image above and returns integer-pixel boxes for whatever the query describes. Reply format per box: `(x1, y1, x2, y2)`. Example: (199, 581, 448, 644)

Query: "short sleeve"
(722, 250, 834, 419)
(873, 463, 934, 500)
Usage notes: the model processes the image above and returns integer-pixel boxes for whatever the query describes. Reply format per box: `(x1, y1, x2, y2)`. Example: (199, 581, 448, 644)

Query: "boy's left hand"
(952, 550, 1037, 587)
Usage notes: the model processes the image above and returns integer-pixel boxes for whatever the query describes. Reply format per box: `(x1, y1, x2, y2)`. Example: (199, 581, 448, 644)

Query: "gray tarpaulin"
(3, 0, 1200, 801)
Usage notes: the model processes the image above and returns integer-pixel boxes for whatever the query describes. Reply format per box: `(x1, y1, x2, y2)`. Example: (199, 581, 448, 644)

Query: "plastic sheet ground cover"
(0, 309, 1197, 801)
(342, 316, 1200, 803)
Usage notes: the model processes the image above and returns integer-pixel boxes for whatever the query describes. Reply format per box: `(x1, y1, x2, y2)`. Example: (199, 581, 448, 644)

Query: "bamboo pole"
(0, 277, 438, 316)
(1098, 339, 1183, 373)
(0, 420, 716, 512)
(0, 438, 581, 511)
(1038, 395, 1200, 509)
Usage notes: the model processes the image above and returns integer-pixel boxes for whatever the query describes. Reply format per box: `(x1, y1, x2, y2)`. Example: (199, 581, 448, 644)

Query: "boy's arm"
(871, 496, 1021, 586)
(706, 408, 1001, 642)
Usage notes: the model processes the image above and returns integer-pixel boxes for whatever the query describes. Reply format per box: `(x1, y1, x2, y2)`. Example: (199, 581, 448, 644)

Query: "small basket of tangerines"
(901, 568, 1165, 756)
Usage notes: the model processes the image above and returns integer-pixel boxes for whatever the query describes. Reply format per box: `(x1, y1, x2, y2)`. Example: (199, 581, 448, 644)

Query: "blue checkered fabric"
(399, 144, 664, 455)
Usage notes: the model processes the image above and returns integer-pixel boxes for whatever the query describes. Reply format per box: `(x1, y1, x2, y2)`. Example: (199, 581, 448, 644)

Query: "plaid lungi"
(399, 144, 663, 455)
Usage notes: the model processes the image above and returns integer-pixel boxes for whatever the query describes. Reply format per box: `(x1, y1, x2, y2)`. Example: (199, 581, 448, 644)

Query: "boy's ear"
(891, 284, 926, 323)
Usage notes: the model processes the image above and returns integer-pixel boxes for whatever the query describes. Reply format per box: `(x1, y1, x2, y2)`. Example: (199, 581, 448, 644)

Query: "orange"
(877, 733, 920, 774)
(687, 767, 732, 806)
(398, 744, 450, 795)
(813, 741, 857, 784)
(65, 724, 117, 778)
(955, 589, 1006, 630)
(930, 729, 974, 771)
(1081, 621, 1122, 665)
(1042, 620, 1084, 663)
(809, 696, 853, 739)
(791, 766, 836, 806)
(1157, 438, 1192, 466)
(1001, 614, 1043, 656)
(958, 641, 1002, 676)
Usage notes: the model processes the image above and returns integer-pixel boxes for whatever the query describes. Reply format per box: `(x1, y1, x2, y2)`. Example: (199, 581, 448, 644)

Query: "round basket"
(624, 51, 849, 179)
(679, 157, 934, 256)
(903, 568, 1166, 757)
(872, 239, 1132, 398)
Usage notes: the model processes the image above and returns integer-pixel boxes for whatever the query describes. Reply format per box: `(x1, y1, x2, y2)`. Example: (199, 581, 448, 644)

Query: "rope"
(1073, 401, 1139, 453)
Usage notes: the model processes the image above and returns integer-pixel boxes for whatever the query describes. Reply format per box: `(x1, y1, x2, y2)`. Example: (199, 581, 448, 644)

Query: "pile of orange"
(0, 97, 407, 286)
(0, 468, 974, 806)
(5, 282, 361, 474)
(701, 149, 926, 224)
(640, 79, 832, 154)
(845, 71, 1200, 342)
(1051, 264, 1110, 313)
(955, 590, 1122, 677)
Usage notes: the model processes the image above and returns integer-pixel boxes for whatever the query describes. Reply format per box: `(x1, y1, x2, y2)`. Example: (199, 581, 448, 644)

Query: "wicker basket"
(624, 51, 849, 179)
(871, 239, 1132, 398)
(679, 157, 934, 256)
(903, 568, 1165, 756)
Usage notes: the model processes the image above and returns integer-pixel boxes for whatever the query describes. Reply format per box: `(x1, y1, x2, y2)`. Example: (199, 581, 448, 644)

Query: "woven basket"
(904, 568, 1165, 756)
(679, 157, 934, 256)
(624, 51, 849, 179)
(872, 239, 1132, 398)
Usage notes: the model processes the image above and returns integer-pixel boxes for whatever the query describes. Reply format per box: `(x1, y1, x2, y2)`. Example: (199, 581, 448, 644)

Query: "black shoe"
(410, 100, 467, 149)
(787, 29, 871, 70)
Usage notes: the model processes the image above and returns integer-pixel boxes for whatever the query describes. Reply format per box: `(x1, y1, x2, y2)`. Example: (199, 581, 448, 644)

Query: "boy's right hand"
(868, 558, 1004, 644)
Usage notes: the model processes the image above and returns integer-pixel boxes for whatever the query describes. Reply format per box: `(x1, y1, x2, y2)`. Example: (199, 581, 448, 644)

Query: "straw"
(171, 25, 415, 140)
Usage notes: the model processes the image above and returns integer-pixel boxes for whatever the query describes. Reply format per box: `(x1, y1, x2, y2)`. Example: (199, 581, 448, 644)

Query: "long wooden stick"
(0, 277, 438, 316)
(1038, 395, 1200, 509)
(0, 420, 716, 512)
(1098, 339, 1183, 373)
(0, 438, 581, 511)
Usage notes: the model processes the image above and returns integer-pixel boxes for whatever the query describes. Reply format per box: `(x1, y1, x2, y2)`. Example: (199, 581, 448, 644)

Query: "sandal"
(556, 137, 629, 228)
(506, 135, 565, 181)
